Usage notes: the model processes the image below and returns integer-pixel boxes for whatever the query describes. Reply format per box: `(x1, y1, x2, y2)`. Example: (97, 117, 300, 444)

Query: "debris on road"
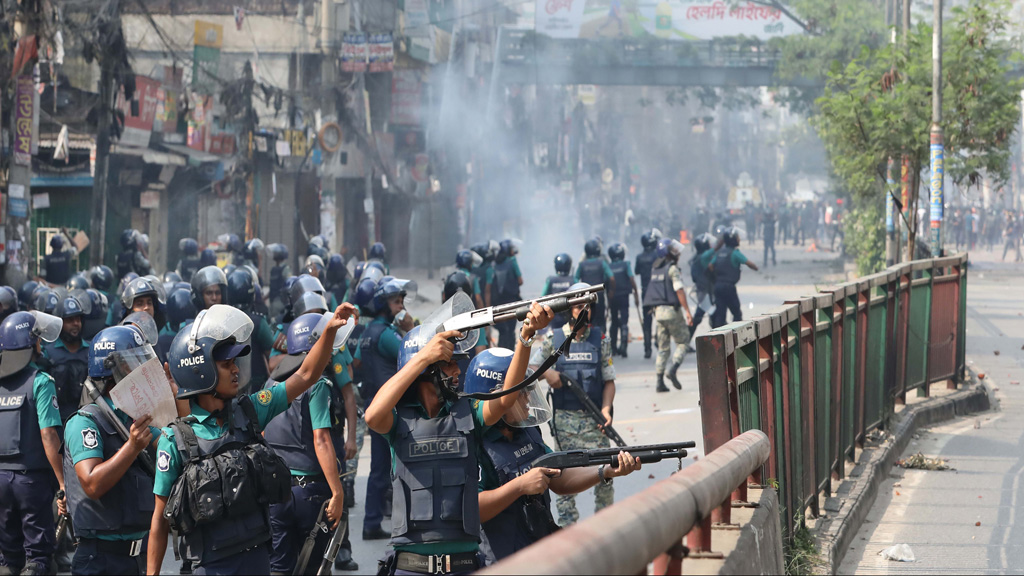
(896, 453, 950, 470)
(879, 543, 915, 562)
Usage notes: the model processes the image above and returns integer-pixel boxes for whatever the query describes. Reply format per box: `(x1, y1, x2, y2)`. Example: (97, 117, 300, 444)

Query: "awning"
(111, 144, 187, 166)
(30, 174, 94, 187)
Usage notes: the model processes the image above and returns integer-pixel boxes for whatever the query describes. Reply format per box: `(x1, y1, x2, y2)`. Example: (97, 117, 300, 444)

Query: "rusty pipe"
(480, 430, 771, 575)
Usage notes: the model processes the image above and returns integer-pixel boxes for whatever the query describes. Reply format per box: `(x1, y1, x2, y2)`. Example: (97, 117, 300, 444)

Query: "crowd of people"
(947, 206, 1024, 262)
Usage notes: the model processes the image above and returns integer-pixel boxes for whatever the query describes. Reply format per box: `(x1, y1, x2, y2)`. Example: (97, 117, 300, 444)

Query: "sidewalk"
(841, 256, 1024, 574)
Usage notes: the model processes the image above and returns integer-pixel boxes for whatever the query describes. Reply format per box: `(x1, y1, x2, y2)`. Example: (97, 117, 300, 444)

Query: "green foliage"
(847, 196, 886, 275)
(814, 0, 1021, 261)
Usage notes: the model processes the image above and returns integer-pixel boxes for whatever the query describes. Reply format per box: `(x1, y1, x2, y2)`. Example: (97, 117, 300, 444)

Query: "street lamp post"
(929, 0, 944, 256)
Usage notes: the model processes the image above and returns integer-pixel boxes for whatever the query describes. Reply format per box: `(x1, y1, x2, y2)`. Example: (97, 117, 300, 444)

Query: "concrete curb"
(719, 487, 786, 575)
(816, 382, 991, 574)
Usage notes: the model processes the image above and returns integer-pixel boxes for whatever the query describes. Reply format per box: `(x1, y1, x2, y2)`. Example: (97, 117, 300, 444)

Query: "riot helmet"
(54, 295, 85, 320)
(723, 227, 741, 248)
(67, 274, 90, 292)
(120, 229, 139, 251)
(584, 239, 602, 258)
(292, 291, 328, 317)
(226, 269, 257, 312)
(18, 281, 39, 310)
(269, 311, 355, 381)
(352, 277, 379, 313)
(116, 273, 140, 298)
(179, 238, 200, 257)
(218, 233, 243, 254)
(243, 238, 264, 263)
(35, 290, 59, 315)
(640, 231, 658, 250)
(554, 253, 573, 275)
(88, 265, 114, 292)
(443, 272, 473, 302)
(191, 266, 228, 311)
(0, 311, 62, 378)
(396, 293, 479, 400)
(50, 234, 65, 251)
(326, 254, 348, 286)
(0, 287, 18, 321)
(166, 288, 198, 330)
(199, 248, 217, 267)
(289, 274, 326, 306)
(88, 326, 157, 387)
(499, 239, 521, 258)
(268, 243, 289, 263)
(120, 277, 166, 328)
(168, 305, 253, 399)
(368, 242, 387, 262)
(608, 243, 627, 262)
(656, 238, 685, 261)
(693, 233, 715, 255)
(163, 271, 182, 284)
(455, 250, 482, 270)
(121, 312, 159, 347)
(463, 348, 551, 427)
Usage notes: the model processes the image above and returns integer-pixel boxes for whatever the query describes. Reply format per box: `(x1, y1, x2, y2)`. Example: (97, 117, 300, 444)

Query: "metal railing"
(480, 430, 771, 575)
(696, 254, 968, 538)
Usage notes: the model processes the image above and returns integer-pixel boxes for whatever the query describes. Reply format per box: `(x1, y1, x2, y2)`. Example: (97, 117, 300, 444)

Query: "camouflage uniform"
(654, 264, 690, 375)
(537, 323, 616, 526)
(344, 383, 367, 497)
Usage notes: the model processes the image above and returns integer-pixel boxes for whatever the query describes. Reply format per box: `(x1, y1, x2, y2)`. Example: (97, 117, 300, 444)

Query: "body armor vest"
(642, 262, 681, 309)
(713, 248, 741, 287)
(0, 369, 49, 471)
(550, 329, 604, 412)
(263, 377, 345, 473)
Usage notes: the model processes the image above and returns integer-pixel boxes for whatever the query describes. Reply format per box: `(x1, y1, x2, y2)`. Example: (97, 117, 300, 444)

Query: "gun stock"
(317, 518, 348, 576)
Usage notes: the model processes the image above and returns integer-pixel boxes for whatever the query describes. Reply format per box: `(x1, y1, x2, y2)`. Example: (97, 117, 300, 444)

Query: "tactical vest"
(545, 275, 573, 329)
(164, 397, 291, 564)
(550, 329, 604, 412)
(0, 369, 49, 471)
(115, 251, 135, 281)
(481, 427, 556, 560)
(358, 320, 399, 400)
(391, 398, 480, 547)
(690, 254, 712, 294)
(713, 248, 741, 287)
(64, 404, 154, 538)
(263, 377, 345, 474)
(491, 259, 520, 304)
(635, 250, 657, 294)
(609, 261, 630, 304)
(45, 252, 71, 285)
(577, 258, 605, 286)
(41, 341, 89, 423)
(642, 262, 681, 309)
(177, 256, 201, 282)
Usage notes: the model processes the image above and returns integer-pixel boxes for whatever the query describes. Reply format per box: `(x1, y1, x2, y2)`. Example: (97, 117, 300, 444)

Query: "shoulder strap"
(171, 417, 202, 463)
(236, 396, 264, 439)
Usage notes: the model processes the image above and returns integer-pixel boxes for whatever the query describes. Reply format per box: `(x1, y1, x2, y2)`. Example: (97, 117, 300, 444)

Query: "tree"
(814, 1, 1021, 273)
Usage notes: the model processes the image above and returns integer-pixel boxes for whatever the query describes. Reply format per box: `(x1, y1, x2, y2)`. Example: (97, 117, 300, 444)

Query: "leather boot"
(667, 361, 682, 390)
(655, 375, 670, 393)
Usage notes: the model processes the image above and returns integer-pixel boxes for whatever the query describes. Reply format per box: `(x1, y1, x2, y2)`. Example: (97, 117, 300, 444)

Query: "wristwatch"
(518, 328, 535, 347)
(598, 465, 612, 485)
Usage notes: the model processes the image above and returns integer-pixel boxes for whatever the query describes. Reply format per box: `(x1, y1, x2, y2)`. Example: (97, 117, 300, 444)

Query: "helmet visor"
(189, 305, 254, 350)
(421, 292, 479, 355)
(30, 311, 62, 343)
(313, 312, 356, 351)
(503, 382, 553, 428)
(109, 344, 159, 383)
(397, 279, 418, 309)
(121, 312, 159, 345)
(69, 289, 93, 316)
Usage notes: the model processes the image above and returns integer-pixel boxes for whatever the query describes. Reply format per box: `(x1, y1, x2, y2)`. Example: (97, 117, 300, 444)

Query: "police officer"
(87, 265, 115, 300)
(490, 239, 524, 349)
(176, 238, 202, 282)
(363, 299, 553, 574)
(42, 234, 77, 287)
(242, 238, 265, 274)
(574, 239, 615, 332)
(607, 243, 639, 358)
(357, 279, 414, 541)
(191, 266, 227, 312)
(18, 281, 40, 312)
(226, 269, 275, 395)
(40, 295, 91, 422)
(447, 250, 485, 308)
(326, 254, 350, 309)
(469, 242, 498, 307)
(264, 313, 359, 574)
(81, 289, 110, 341)
(635, 231, 660, 359)
(707, 227, 758, 329)
(63, 326, 165, 575)
(220, 233, 245, 266)
(687, 233, 716, 347)
(533, 284, 617, 526)
(367, 241, 389, 274)
(307, 236, 329, 263)
(267, 244, 292, 308)
(644, 239, 693, 393)
(120, 277, 166, 328)
(116, 229, 153, 281)
(0, 311, 67, 575)
(0, 287, 17, 323)
(469, 349, 641, 560)
(542, 253, 573, 331)
(146, 303, 356, 575)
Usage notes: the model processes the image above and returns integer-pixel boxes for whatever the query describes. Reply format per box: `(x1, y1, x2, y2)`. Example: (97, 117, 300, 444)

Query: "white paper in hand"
(109, 357, 178, 427)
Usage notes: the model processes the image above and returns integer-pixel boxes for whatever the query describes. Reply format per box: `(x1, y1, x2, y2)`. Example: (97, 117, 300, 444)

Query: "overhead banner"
(535, 0, 799, 40)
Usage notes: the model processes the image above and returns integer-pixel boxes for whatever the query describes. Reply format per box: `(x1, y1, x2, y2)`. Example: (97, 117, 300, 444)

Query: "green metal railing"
(696, 254, 968, 538)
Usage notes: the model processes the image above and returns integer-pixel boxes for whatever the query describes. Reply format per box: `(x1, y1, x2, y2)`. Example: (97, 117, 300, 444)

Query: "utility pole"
(89, 0, 121, 267)
(7, 1, 41, 285)
(928, 0, 943, 257)
(884, 0, 898, 267)
(902, 0, 913, 262)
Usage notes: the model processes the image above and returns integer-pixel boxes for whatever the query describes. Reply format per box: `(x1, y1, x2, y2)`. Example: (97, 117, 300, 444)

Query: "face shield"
(313, 312, 356, 351)
(503, 381, 553, 428)
(188, 305, 254, 354)
(69, 289, 93, 316)
(107, 343, 159, 383)
(507, 238, 524, 256)
(468, 251, 483, 268)
(421, 292, 479, 355)
(30, 311, 63, 343)
(394, 279, 418, 308)
(121, 312, 159, 345)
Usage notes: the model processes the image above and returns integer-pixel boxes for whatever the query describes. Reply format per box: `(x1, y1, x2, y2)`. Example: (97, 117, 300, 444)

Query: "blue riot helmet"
(352, 277, 379, 313)
(464, 348, 552, 427)
(81, 289, 109, 341)
(640, 231, 658, 250)
(307, 235, 326, 258)
(656, 238, 684, 261)
(0, 287, 18, 321)
(179, 238, 200, 257)
(368, 242, 387, 262)
(280, 276, 299, 314)
(289, 274, 326, 306)
(608, 243, 627, 262)
(470, 243, 488, 262)
(723, 226, 742, 248)
(167, 288, 198, 331)
(268, 243, 289, 263)
(50, 234, 66, 251)
(226, 269, 257, 313)
(199, 248, 217, 267)
(499, 239, 521, 258)
(168, 305, 254, 399)
(455, 250, 482, 270)
(351, 261, 366, 283)
(120, 229, 138, 251)
(269, 310, 356, 381)
(163, 271, 183, 284)
(18, 281, 40, 310)
(243, 238, 264, 263)
(54, 295, 85, 321)
(191, 266, 228, 311)
(373, 278, 417, 315)
(218, 233, 242, 255)
(116, 273, 140, 299)
(67, 274, 89, 292)
(121, 311, 160, 348)
(304, 255, 326, 283)
(142, 275, 168, 304)
(87, 325, 155, 385)
(326, 254, 348, 287)
(693, 233, 715, 255)
(292, 292, 328, 317)
(120, 277, 167, 328)
(584, 238, 602, 258)
(0, 311, 62, 378)
(88, 265, 114, 292)
(443, 271, 473, 302)
(35, 290, 59, 315)
(222, 264, 237, 278)
(553, 253, 572, 275)
(361, 263, 386, 285)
